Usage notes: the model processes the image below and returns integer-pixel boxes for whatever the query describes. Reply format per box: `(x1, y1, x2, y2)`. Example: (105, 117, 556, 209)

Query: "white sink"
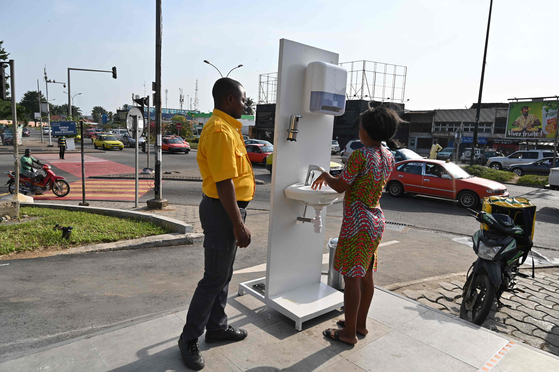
(284, 182, 343, 210)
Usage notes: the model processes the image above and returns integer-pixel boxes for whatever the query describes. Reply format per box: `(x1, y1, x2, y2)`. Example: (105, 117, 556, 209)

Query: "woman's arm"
(311, 172, 349, 193)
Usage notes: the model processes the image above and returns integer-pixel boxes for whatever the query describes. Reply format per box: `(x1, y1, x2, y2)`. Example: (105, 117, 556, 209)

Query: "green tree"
(170, 114, 193, 137)
(19, 90, 46, 118)
(1, 40, 11, 100)
(91, 106, 107, 124)
(57, 104, 82, 117)
(244, 96, 255, 115)
(0, 100, 27, 121)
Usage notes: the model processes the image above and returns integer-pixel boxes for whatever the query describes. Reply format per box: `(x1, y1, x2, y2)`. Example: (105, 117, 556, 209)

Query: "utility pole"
(165, 88, 168, 109)
(37, 79, 44, 143)
(147, 0, 168, 209)
(470, 0, 493, 166)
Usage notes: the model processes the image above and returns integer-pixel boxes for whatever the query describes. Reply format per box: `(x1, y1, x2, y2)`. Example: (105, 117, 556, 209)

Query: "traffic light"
(133, 96, 149, 107)
(0, 64, 7, 100)
(112, 66, 117, 79)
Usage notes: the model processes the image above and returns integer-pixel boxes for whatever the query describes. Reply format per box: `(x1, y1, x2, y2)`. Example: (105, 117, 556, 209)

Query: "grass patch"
(464, 165, 516, 183)
(189, 143, 198, 150)
(517, 175, 549, 187)
(0, 207, 170, 255)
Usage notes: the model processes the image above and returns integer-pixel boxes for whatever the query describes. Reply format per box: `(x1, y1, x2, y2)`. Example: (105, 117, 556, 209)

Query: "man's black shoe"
(178, 336, 205, 371)
(205, 325, 248, 343)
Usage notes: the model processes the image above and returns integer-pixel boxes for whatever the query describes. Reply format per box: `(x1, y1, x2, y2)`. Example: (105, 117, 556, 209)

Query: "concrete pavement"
(2, 138, 559, 370)
(2, 198, 559, 371)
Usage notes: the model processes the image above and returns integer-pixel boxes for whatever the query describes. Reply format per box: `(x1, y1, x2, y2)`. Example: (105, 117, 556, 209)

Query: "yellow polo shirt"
(197, 109, 255, 201)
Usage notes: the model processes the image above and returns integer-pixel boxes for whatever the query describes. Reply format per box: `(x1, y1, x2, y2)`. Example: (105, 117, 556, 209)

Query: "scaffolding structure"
(258, 60, 407, 105)
(341, 60, 407, 103)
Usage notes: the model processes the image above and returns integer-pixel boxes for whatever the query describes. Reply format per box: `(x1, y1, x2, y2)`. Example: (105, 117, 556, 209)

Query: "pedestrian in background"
(178, 78, 254, 371)
(429, 139, 442, 159)
(312, 104, 403, 345)
(58, 135, 66, 160)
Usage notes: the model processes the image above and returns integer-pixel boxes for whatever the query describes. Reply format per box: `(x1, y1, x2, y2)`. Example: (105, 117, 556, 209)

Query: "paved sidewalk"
(2, 201, 559, 370)
(1, 285, 559, 372)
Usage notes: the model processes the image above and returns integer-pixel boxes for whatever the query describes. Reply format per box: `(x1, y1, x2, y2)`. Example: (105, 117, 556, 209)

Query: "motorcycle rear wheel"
(460, 272, 495, 325)
(52, 180, 70, 197)
(7, 179, 15, 194)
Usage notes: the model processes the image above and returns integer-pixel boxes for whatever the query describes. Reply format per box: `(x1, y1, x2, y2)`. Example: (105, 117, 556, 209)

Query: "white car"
(42, 127, 51, 135)
(549, 167, 559, 190)
(331, 140, 340, 155)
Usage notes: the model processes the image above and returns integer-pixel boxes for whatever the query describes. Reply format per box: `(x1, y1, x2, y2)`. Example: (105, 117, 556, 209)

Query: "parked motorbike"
(460, 208, 534, 325)
(6, 164, 70, 197)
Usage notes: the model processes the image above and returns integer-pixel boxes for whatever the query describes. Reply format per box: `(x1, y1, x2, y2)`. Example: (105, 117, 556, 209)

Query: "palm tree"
(244, 97, 255, 115)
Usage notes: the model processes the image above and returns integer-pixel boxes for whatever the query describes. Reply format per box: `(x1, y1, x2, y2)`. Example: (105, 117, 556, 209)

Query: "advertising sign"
(51, 121, 77, 136)
(506, 101, 558, 139)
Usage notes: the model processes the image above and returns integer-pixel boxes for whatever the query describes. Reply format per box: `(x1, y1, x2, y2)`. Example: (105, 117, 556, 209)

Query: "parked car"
(341, 140, 365, 163)
(265, 153, 343, 176)
(437, 147, 455, 161)
(245, 139, 273, 146)
(84, 129, 97, 138)
(391, 148, 424, 162)
(246, 144, 273, 164)
(487, 150, 557, 170)
(549, 167, 559, 190)
(331, 140, 340, 155)
(460, 148, 483, 164)
(43, 127, 51, 135)
(113, 129, 129, 137)
(477, 149, 503, 166)
(93, 134, 124, 150)
(509, 157, 556, 176)
(386, 159, 509, 208)
(22, 128, 30, 137)
(2, 132, 13, 145)
(162, 136, 190, 154)
(342, 140, 421, 163)
(118, 133, 145, 148)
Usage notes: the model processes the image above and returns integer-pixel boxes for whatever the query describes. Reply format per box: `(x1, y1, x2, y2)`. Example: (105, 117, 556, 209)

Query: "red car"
(162, 136, 190, 154)
(386, 159, 509, 208)
(245, 143, 273, 164)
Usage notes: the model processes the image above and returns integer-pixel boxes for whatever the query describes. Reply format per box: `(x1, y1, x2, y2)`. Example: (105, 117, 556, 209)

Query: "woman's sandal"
(336, 320, 367, 336)
(322, 328, 355, 346)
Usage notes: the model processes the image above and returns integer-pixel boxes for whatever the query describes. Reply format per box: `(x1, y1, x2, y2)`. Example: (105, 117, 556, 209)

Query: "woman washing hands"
(312, 105, 403, 345)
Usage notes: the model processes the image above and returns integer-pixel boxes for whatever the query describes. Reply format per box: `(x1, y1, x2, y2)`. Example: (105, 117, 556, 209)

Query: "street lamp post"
(63, 91, 82, 107)
(203, 60, 243, 78)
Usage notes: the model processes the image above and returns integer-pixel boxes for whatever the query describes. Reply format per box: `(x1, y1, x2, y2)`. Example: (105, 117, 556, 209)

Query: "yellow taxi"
(93, 134, 124, 150)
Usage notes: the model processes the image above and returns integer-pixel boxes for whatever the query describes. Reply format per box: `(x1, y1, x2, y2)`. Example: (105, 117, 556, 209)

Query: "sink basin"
(284, 182, 343, 210)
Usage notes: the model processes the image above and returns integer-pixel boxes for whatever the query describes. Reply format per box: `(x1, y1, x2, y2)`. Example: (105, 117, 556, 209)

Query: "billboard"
(506, 101, 558, 139)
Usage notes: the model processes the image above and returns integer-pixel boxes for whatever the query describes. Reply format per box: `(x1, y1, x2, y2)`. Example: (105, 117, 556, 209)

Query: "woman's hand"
(311, 172, 328, 190)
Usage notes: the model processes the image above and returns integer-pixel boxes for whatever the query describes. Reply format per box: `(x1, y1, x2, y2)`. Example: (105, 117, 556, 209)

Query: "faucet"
(305, 165, 326, 186)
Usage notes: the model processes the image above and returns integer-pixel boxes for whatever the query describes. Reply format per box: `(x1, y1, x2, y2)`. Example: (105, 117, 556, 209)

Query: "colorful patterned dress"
(334, 145, 395, 277)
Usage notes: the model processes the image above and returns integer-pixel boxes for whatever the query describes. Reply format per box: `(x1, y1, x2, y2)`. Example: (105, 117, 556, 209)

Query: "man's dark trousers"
(181, 195, 248, 342)
(59, 146, 65, 159)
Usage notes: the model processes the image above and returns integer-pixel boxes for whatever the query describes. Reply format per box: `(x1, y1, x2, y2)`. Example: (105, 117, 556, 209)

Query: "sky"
(2, 0, 558, 117)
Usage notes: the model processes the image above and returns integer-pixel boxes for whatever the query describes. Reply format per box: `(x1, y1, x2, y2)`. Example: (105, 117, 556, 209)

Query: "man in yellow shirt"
(429, 139, 443, 159)
(179, 78, 254, 371)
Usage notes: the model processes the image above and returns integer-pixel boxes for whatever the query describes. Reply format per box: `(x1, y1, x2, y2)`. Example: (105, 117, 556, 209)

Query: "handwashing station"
(239, 39, 348, 331)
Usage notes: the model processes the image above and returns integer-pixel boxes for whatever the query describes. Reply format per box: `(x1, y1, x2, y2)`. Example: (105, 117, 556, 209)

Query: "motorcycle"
(460, 207, 534, 325)
(6, 164, 70, 197)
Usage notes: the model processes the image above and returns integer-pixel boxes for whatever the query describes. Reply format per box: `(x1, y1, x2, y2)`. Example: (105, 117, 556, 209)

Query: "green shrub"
(464, 165, 515, 183)
(517, 175, 549, 187)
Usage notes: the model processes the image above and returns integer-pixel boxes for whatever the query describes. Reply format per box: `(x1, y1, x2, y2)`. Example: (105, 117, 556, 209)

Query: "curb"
(21, 202, 193, 234)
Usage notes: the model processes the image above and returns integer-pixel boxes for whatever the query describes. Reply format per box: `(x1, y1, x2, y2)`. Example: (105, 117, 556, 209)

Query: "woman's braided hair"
(359, 102, 405, 142)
